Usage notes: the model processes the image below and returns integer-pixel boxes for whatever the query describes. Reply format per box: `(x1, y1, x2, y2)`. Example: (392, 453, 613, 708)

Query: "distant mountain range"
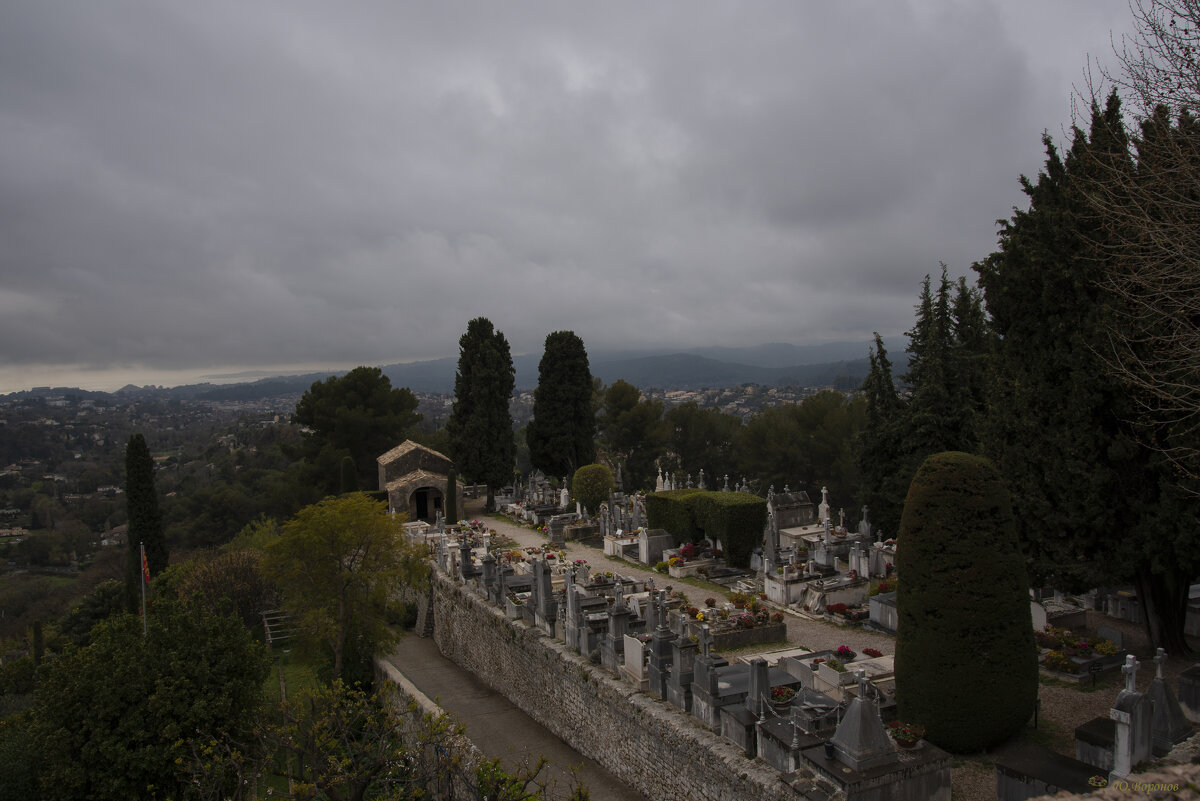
(8, 340, 880, 402)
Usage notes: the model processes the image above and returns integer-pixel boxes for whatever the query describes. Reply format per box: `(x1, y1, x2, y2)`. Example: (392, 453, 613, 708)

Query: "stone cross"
(723, 474, 730, 492)
(857, 669, 870, 700)
(1155, 648, 1167, 681)
(1123, 654, 1140, 694)
(698, 624, 713, 658)
(698, 469, 706, 490)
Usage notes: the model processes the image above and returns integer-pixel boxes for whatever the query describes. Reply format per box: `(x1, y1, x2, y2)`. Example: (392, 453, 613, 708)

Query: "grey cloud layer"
(0, 1, 1131, 381)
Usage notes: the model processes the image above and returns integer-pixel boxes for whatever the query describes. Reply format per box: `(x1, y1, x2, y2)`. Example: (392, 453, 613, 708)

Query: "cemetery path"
(465, 498, 897, 661)
(386, 633, 651, 801)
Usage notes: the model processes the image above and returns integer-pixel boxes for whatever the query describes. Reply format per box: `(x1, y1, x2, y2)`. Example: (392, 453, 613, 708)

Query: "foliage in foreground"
(188, 680, 590, 801)
(29, 601, 270, 801)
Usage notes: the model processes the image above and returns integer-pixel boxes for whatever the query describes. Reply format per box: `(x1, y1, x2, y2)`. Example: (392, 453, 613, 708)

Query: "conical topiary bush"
(894, 451, 1037, 752)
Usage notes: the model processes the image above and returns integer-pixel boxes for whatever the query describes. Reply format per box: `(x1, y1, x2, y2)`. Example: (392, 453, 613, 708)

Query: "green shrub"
(571, 464, 614, 515)
(895, 451, 1036, 753)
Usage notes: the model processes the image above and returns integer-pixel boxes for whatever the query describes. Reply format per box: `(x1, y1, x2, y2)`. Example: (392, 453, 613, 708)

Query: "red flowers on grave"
(888, 721, 924, 746)
(835, 645, 856, 661)
(770, 685, 796, 704)
(862, 647, 883, 659)
(680, 543, 699, 559)
(737, 613, 756, 629)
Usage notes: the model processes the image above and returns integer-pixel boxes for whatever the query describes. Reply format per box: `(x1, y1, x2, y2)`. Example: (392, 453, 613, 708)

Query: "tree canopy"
(262, 493, 427, 684)
(977, 94, 1199, 653)
(293, 366, 422, 493)
(596, 379, 665, 492)
(527, 331, 596, 478)
(446, 318, 516, 510)
(29, 601, 269, 800)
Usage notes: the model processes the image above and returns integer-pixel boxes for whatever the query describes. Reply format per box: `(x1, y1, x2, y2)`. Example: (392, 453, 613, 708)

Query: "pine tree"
(445, 318, 516, 511)
(526, 331, 596, 478)
(124, 433, 165, 612)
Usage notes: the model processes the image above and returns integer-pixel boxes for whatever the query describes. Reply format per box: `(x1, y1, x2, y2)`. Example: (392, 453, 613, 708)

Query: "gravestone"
(646, 591, 675, 699)
(620, 634, 648, 690)
(1109, 655, 1152, 779)
(1147, 648, 1192, 755)
(547, 515, 566, 547)
(666, 635, 698, 712)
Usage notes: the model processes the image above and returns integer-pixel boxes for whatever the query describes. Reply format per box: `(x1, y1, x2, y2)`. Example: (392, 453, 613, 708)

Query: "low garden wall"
(428, 572, 829, 801)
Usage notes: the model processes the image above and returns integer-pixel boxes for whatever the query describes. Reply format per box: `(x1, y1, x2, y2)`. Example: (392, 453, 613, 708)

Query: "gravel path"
(460, 499, 1199, 801)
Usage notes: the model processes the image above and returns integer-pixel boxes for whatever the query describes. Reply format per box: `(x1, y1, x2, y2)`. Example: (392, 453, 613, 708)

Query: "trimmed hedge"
(646, 490, 766, 569)
(895, 451, 1036, 753)
(645, 489, 703, 542)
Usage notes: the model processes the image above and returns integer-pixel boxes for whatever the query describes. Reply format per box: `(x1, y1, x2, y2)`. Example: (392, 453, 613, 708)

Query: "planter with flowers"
(888, 721, 924, 749)
(770, 685, 797, 714)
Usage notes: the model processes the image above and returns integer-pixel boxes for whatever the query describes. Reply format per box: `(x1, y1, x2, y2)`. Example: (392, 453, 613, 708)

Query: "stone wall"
(429, 573, 834, 801)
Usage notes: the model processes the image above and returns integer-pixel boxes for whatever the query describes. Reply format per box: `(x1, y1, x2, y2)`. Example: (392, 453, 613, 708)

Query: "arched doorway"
(410, 486, 445, 522)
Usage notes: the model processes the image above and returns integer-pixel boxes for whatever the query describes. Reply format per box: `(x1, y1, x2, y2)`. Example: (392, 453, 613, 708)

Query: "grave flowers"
(835, 645, 856, 661)
(770, 685, 796, 705)
(888, 721, 924, 748)
(862, 647, 883, 658)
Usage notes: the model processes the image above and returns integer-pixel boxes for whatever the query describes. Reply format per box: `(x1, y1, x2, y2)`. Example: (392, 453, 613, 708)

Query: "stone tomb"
(802, 671, 951, 801)
(717, 658, 803, 757)
(996, 745, 1098, 801)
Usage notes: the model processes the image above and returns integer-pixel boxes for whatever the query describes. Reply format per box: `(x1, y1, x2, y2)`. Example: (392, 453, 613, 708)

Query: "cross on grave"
(1155, 647, 1167, 680)
(698, 624, 713, 658)
(1123, 654, 1140, 694)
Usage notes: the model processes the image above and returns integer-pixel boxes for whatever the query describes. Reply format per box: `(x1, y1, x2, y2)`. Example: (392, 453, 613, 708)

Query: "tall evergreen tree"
(124, 433, 165, 613)
(978, 93, 1198, 653)
(855, 334, 907, 538)
(526, 331, 596, 478)
(445, 318, 516, 511)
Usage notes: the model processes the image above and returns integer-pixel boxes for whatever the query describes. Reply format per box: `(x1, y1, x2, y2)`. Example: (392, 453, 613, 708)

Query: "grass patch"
(267, 648, 319, 701)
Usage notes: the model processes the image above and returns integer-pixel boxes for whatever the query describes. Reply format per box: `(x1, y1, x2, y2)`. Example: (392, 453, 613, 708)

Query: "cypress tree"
(895, 451, 1036, 752)
(855, 333, 907, 538)
(445, 468, 458, 523)
(124, 433, 165, 612)
(446, 318, 516, 511)
(527, 331, 596, 477)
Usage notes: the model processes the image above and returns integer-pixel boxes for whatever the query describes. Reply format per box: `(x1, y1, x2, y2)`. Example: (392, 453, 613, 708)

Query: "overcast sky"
(0, 1, 1135, 393)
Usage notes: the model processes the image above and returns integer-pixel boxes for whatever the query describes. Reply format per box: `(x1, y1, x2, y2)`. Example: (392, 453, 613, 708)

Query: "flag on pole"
(140, 542, 150, 584)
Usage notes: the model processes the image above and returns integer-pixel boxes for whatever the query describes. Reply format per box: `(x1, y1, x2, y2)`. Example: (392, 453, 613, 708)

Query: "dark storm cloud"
(0, 1, 1133, 390)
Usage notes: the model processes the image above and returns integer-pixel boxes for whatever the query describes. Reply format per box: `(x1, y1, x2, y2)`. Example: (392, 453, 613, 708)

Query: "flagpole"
(140, 541, 147, 638)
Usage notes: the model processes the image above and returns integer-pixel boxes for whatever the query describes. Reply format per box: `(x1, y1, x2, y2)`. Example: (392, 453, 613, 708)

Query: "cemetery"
(401, 472, 957, 801)
(381, 449, 1200, 801)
